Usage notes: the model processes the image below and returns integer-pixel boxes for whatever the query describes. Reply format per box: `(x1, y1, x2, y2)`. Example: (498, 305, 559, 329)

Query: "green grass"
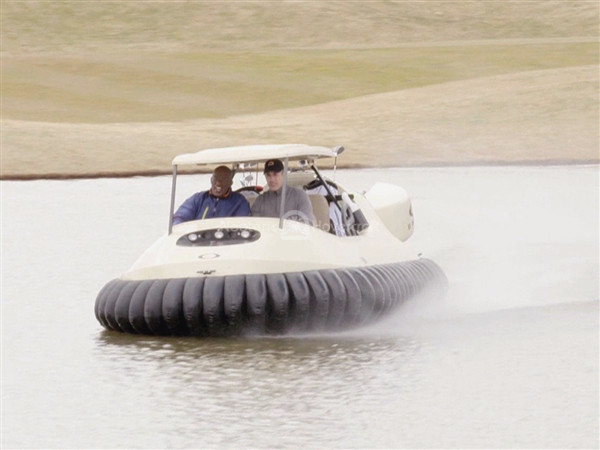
(1, 1, 598, 177)
(2, 0, 598, 123)
(3, 42, 597, 123)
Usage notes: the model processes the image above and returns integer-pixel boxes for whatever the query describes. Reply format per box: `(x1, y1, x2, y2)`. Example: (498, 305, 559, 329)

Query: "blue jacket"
(172, 191, 250, 225)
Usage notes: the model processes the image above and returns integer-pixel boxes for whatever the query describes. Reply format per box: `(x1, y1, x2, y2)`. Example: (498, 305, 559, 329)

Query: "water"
(2, 166, 598, 449)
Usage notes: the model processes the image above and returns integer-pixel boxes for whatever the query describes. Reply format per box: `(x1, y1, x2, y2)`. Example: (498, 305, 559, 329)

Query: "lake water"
(2, 166, 598, 449)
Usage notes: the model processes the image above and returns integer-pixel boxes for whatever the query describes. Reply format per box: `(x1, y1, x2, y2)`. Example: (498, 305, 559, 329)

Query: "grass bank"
(1, 1, 598, 178)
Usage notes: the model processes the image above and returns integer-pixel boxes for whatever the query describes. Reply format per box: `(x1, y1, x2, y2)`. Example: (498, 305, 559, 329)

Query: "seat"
(308, 194, 330, 232)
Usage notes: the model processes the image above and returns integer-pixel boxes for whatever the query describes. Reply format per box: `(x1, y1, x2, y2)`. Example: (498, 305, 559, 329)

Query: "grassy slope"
(1, 0, 598, 177)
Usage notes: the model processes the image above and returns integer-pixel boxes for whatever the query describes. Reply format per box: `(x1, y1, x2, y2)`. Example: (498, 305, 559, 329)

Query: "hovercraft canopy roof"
(172, 144, 341, 167)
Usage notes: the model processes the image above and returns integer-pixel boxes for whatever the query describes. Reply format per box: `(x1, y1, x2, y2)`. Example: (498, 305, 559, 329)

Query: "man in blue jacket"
(172, 166, 250, 225)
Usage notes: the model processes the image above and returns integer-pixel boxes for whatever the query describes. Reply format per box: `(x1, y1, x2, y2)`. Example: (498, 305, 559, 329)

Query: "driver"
(172, 166, 250, 225)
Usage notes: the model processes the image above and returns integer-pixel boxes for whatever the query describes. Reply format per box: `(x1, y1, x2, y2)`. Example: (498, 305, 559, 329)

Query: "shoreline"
(2, 159, 597, 181)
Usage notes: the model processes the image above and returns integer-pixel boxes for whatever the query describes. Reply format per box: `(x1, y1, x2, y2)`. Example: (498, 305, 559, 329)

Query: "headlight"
(176, 228, 260, 247)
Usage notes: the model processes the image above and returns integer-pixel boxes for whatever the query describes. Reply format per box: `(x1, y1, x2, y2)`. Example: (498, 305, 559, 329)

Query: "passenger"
(172, 166, 250, 225)
(251, 159, 313, 225)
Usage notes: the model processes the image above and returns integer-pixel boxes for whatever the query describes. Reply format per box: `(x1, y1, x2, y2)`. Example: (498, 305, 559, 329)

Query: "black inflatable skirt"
(95, 258, 446, 337)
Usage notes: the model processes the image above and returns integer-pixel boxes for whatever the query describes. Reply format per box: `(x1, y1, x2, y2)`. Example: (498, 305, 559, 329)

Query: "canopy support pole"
(168, 165, 177, 234)
(278, 158, 289, 229)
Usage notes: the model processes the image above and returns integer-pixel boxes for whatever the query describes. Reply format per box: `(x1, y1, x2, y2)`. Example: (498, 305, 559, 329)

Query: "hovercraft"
(95, 144, 446, 336)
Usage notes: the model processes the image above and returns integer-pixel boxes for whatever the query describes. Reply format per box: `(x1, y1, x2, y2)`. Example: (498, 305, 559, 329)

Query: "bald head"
(210, 165, 233, 198)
